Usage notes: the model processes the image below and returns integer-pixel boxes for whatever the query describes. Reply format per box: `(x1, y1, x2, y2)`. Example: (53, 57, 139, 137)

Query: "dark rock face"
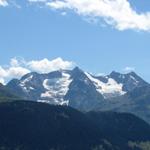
(0, 101, 150, 150)
(65, 67, 104, 111)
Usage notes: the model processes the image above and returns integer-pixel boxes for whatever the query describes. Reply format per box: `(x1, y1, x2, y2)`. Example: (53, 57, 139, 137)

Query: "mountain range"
(1, 67, 150, 123)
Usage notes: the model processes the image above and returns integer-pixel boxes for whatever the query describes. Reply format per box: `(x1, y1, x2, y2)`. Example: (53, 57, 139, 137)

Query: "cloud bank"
(2, 0, 150, 31)
(27, 0, 150, 31)
(0, 57, 74, 84)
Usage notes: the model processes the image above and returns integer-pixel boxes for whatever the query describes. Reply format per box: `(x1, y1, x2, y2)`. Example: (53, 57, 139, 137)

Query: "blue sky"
(0, 0, 150, 83)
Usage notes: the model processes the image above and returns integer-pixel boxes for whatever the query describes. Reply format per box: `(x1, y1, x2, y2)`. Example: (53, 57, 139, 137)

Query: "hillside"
(0, 101, 150, 150)
(0, 83, 20, 102)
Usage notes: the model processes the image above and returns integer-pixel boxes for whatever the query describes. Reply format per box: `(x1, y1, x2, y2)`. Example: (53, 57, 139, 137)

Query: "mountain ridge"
(4, 67, 150, 123)
(6, 67, 148, 102)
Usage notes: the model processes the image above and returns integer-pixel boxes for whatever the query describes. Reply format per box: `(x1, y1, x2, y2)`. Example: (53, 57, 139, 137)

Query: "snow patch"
(38, 99, 69, 105)
(130, 75, 139, 85)
(21, 75, 33, 85)
(85, 72, 126, 98)
(40, 72, 72, 105)
(20, 75, 34, 92)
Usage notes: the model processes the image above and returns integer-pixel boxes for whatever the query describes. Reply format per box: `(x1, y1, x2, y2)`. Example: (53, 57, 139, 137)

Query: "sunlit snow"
(40, 72, 72, 105)
(85, 72, 126, 98)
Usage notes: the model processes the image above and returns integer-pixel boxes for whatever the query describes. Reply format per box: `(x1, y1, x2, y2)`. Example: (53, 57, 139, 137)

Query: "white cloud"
(0, 63, 30, 85)
(123, 66, 135, 73)
(61, 12, 67, 16)
(0, 78, 5, 85)
(10, 58, 21, 67)
(2, 0, 150, 31)
(30, 0, 150, 31)
(28, 0, 47, 3)
(96, 73, 105, 76)
(0, 57, 74, 84)
(27, 57, 74, 73)
(0, 0, 8, 6)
